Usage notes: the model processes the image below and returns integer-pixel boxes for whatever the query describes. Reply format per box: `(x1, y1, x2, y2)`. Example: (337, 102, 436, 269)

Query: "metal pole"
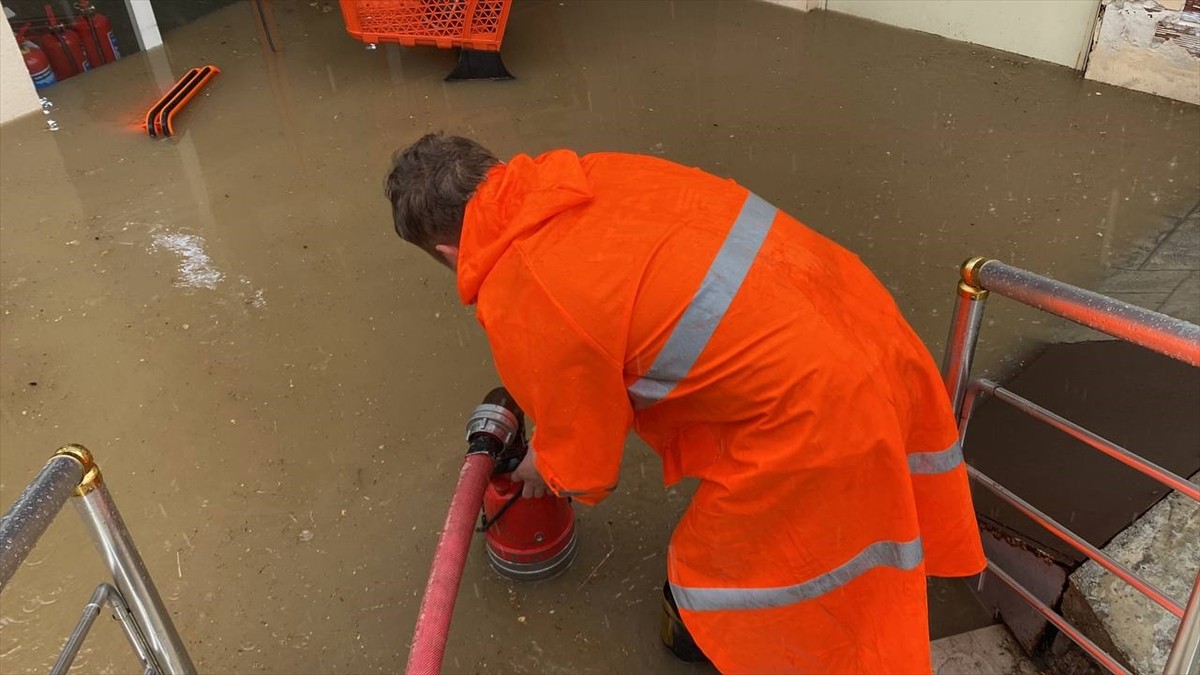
(956, 379, 990, 439)
(52, 583, 157, 675)
(970, 466, 1185, 618)
(973, 260, 1200, 366)
(0, 452, 86, 590)
(981, 380, 1200, 501)
(1165, 573, 1200, 675)
(941, 258, 990, 418)
(983, 562, 1132, 675)
(72, 453, 195, 674)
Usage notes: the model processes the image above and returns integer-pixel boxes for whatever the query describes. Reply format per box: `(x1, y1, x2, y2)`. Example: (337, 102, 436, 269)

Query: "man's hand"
(511, 447, 548, 499)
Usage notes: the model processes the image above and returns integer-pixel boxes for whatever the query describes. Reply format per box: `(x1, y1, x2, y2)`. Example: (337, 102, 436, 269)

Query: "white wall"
(1, 17, 41, 124)
(824, 0, 1102, 69)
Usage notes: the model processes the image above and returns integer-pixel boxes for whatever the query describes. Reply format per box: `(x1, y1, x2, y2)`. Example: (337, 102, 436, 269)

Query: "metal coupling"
(465, 404, 519, 448)
(958, 257, 991, 299)
(54, 444, 102, 496)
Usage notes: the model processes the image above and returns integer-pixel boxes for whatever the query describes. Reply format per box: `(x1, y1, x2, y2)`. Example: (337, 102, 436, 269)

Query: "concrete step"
(931, 625, 1043, 675)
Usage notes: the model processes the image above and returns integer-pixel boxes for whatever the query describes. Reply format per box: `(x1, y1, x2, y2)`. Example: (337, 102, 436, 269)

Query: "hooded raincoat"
(456, 150, 985, 674)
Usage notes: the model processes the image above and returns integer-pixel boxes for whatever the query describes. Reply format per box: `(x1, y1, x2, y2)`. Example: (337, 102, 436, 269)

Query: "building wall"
(0, 17, 41, 124)
(1084, 0, 1200, 105)
(823, 0, 1102, 69)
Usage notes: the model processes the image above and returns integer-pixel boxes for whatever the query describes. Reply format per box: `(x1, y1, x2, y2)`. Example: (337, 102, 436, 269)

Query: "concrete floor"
(0, 1, 1197, 673)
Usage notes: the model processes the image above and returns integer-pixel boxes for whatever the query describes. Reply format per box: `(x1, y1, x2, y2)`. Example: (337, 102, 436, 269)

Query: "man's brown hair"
(385, 133, 499, 252)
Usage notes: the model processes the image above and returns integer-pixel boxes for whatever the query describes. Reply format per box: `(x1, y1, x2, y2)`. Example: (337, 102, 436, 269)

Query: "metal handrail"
(984, 561, 1133, 675)
(0, 454, 83, 587)
(52, 583, 156, 675)
(1167, 583, 1200, 675)
(975, 378, 1199, 501)
(942, 257, 1200, 675)
(972, 258, 1200, 366)
(969, 465, 1184, 619)
(0, 445, 195, 674)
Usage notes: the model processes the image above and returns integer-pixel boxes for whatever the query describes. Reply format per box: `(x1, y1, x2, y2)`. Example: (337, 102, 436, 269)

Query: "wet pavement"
(1, 1, 1197, 673)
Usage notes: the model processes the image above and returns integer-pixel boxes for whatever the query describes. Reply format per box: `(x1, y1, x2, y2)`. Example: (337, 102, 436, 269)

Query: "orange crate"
(338, 0, 512, 52)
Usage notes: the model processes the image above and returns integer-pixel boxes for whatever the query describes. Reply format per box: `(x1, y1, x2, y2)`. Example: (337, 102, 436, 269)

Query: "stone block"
(977, 524, 1070, 654)
(1064, 474, 1200, 675)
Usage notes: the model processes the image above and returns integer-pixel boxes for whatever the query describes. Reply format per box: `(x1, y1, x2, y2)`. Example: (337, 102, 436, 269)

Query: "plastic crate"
(338, 0, 512, 52)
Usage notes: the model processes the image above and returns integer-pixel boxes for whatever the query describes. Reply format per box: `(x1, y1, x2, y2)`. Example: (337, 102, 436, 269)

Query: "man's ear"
(434, 244, 460, 270)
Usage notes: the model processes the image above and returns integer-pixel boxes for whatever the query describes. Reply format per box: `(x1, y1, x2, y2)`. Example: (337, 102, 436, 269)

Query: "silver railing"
(0, 445, 195, 674)
(942, 258, 1200, 675)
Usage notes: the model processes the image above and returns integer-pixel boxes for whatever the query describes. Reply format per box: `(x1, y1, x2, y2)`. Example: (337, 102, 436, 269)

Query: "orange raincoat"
(458, 151, 986, 674)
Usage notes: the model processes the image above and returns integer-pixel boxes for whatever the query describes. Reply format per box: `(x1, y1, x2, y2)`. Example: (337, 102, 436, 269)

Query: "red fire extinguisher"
(38, 4, 90, 81)
(70, 0, 120, 66)
(17, 27, 57, 89)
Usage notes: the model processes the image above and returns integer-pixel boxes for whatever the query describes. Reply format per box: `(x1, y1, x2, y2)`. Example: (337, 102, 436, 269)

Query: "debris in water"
(149, 230, 224, 290)
(298, 529, 315, 543)
(578, 547, 615, 589)
(0, 644, 23, 659)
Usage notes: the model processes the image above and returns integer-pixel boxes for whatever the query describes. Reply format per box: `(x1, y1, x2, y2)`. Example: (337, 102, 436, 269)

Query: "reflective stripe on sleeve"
(907, 441, 964, 475)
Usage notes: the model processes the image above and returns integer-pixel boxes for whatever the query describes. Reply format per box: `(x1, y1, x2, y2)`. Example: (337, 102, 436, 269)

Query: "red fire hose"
(405, 453, 495, 675)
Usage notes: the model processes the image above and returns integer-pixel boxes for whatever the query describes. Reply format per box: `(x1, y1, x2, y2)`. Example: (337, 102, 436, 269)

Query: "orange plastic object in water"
(338, 0, 512, 51)
(144, 65, 220, 138)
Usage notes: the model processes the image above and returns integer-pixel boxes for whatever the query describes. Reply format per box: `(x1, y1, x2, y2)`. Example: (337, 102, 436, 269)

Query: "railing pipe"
(941, 258, 990, 417)
(971, 259, 1200, 366)
(969, 466, 1184, 619)
(1164, 573, 1200, 675)
(981, 380, 1199, 501)
(73, 459, 195, 675)
(52, 583, 157, 675)
(0, 453, 85, 590)
(943, 257, 1200, 675)
(984, 562, 1132, 675)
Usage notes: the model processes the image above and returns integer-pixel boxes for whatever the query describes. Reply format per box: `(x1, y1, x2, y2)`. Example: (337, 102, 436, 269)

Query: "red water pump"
(467, 389, 578, 581)
(406, 389, 580, 674)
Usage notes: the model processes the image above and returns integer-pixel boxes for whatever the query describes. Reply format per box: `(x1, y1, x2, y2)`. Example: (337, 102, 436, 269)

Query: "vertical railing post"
(941, 257, 991, 418)
(1164, 571, 1200, 675)
(63, 445, 196, 675)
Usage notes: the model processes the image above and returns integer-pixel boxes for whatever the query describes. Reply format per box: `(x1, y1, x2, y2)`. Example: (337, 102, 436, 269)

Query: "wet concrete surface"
(0, 1, 1197, 672)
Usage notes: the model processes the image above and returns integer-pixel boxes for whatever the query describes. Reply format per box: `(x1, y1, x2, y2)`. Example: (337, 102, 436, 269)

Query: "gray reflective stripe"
(669, 537, 923, 612)
(908, 441, 964, 475)
(628, 192, 777, 410)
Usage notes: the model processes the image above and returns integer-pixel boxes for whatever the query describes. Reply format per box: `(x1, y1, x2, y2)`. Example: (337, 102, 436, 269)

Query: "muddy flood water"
(1, 1, 1198, 673)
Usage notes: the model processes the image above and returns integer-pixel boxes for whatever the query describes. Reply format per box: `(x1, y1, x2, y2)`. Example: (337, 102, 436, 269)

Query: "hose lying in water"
(405, 452, 495, 675)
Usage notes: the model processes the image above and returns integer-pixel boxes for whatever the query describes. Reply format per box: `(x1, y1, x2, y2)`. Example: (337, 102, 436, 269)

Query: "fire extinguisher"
(70, 0, 120, 66)
(16, 27, 57, 89)
(38, 4, 90, 81)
